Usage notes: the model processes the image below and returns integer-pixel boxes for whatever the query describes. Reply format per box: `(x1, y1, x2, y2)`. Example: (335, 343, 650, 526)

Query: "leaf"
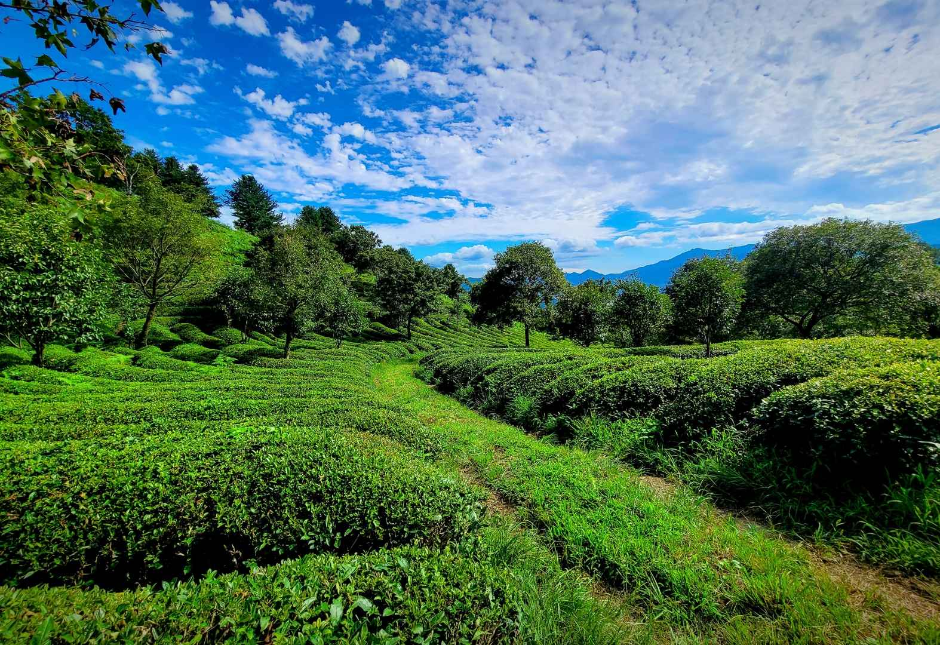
(89, 89, 105, 102)
(144, 42, 169, 64)
(35, 54, 57, 68)
(109, 97, 126, 115)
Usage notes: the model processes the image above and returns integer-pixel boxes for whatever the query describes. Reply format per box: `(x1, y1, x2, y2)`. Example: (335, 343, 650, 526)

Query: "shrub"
(170, 342, 221, 364)
(171, 323, 222, 348)
(0, 428, 484, 587)
(505, 395, 541, 432)
(752, 361, 940, 484)
(212, 326, 245, 346)
(126, 320, 182, 348)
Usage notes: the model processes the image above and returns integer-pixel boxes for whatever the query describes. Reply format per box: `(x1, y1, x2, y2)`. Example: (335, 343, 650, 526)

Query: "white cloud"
(273, 0, 314, 22)
(162, 1, 193, 23)
(380, 57, 410, 79)
(335, 122, 377, 143)
(89, 60, 104, 69)
(315, 80, 335, 94)
(180, 57, 223, 76)
(236, 87, 308, 120)
(384, 0, 402, 8)
(209, 2, 269, 36)
(338, 21, 361, 46)
(278, 27, 332, 66)
(246, 63, 277, 78)
(123, 59, 204, 106)
(424, 244, 495, 275)
(199, 162, 240, 187)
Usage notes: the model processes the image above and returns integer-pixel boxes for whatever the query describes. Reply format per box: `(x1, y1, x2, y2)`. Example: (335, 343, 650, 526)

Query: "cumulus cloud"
(338, 21, 360, 46)
(236, 87, 309, 120)
(209, 2, 269, 36)
(162, 1, 193, 23)
(278, 27, 332, 66)
(380, 57, 410, 79)
(424, 244, 495, 274)
(180, 57, 223, 76)
(246, 63, 277, 78)
(273, 0, 314, 22)
(124, 59, 203, 106)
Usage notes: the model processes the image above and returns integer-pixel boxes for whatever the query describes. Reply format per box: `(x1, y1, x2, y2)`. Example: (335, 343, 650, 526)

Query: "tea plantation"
(1, 319, 939, 642)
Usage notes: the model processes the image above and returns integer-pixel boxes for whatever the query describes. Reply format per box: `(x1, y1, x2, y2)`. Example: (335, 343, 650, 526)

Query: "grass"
(373, 359, 940, 643)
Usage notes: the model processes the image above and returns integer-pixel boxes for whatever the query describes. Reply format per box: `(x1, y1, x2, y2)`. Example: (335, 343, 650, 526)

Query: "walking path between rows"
(370, 359, 940, 643)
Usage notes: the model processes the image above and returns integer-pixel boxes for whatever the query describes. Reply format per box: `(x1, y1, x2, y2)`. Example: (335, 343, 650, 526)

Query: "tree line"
(471, 220, 940, 353)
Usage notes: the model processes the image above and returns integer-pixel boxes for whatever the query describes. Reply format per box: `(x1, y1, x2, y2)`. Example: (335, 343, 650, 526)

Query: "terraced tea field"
(1, 319, 938, 642)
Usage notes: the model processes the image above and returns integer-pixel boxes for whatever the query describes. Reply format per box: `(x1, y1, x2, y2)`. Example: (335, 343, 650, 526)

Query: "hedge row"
(0, 428, 483, 588)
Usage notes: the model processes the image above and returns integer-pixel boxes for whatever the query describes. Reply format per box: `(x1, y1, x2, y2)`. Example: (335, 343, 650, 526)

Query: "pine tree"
(224, 175, 282, 235)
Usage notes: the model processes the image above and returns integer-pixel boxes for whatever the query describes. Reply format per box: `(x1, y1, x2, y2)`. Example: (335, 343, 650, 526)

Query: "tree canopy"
(472, 242, 566, 347)
(744, 218, 940, 338)
(554, 280, 615, 346)
(224, 175, 282, 235)
(611, 278, 672, 347)
(667, 255, 744, 356)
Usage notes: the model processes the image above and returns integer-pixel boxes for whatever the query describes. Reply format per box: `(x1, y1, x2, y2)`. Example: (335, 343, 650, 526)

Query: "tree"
(435, 263, 466, 300)
(102, 180, 220, 348)
(250, 226, 345, 358)
(554, 280, 615, 346)
(0, 204, 111, 365)
(666, 256, 744, 356)
(373, 247, 439, 339)
(318, 281, 366, 348)
(0, 0, 168, 198)
(223, 175, 281, 235)
(472, 242, 565, 347)
(213, 266, 269, 339)
(297, 205, 342, 236)
(611, 279, 672, 347)
(744, 218, 940, 338)
(332, 224, 381, 272)
(157, 157, 220, 218)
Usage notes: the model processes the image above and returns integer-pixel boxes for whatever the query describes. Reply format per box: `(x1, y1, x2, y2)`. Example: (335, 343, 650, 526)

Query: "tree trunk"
(407, 315, 413, 340)
(32, 342, 45, 367)
(704, 333, 712, 358)
(283, 331, 293, 359)
(524, 323, 530, 348)
(136, 302, 158, 349)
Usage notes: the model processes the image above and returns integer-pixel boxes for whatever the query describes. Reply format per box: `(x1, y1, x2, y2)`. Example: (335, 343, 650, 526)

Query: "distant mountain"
(566, 244, 755, 289)
(563, 217, 940, 288)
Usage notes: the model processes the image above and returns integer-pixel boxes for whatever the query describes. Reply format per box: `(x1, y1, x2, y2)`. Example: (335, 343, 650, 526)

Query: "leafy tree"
(297, 205, 342, 236)
(744, 218, 940, 338)
(332, 224, 381, 272)
(554, 280, 615, 346)
(0, 0, 168, 197)
(250, 226, 345, 358)
(102, 180, 221, 348)
(472, 242, 565, 347)
(318, 281, 366, 348)
(373, 247, 438, 339)
(156, 156, 220, 218)
(435, 263, 466, 300)
(224, 175, 281, 235)
(0, 204, 111, 365)
(611, 279, 672, 347)
(213, 266, 269, 340)
(666, 256, 744, 356)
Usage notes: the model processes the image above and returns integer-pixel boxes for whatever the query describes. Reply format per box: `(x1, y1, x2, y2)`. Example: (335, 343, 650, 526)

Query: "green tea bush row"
(0, 428, 483, 588)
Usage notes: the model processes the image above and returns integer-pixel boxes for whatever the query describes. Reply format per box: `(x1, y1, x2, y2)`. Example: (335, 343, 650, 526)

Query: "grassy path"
(372, 360, 940, 644)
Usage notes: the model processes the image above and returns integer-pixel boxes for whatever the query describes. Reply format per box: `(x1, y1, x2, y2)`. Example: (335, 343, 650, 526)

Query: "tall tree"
(223, 175, 281, 235)
(318, 280, 366, 348)
(373, 247, 439, 339)
(297, 205, 342, 236)
(436, 263, 466, 300)
(666, 256, 744, 357)
(332, 224, 381, 272)
(744, 218, 940, 338)
(611, 278, 672, 347)
(0, 204, 111, 365)
(102, 180, 221, 348)
(250, 226, 345, 358)
(472, 242, 565, 347)
(554, 280, 615, 346)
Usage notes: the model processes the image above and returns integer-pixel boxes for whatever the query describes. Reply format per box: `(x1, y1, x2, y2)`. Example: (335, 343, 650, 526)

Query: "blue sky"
(3, 0, 940, 275)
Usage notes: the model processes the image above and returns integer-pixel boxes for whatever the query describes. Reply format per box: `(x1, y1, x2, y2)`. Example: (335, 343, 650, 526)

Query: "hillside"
(565, 217, 940, 287)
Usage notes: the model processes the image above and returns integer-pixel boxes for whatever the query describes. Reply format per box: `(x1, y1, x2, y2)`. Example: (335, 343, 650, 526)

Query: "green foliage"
(0, 205, 112, 365)
(666, 255, 744, 355)
(297, 204, 341, 236)
(472, 242, 566, 347)
(331, 224, 381, 272)
(554, 280, 615, 346)
(611, 278, 672, 347)
(0, 0, 168, 197)
(373, 247, 438, 339)
(753, 361, 940, 483)
(101, 180, 222, 348)
(223, 174, 281, 235)
(0, 427, 483, 587)
(745, 218, 940, 338)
